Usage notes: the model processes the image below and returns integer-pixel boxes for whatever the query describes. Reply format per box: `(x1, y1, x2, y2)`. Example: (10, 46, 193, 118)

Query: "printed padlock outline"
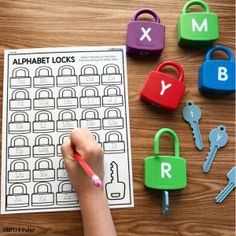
(34, 88, 55, 110)
(33, 66, 55, 88)
(57, 110, 78, 132)
(10, 89, 31, 111)
(126, 8, 165, 55)
(7, 183, 29, 208)
(80, 87, 101, 108)
(91, 132, 102, 147)
(33, 134, 55, 158)
(33, 111, 55, 133)
(9, 112, 31, 134)
(178, 0, 219, 47)
(103, 131, 125, 154)
(102, 86, 124, 107)
(33, 159, 55, 182)
(57, 134, 70, 156)
(140, 61, 185, 110)
(101, 64, 122, 85)
(57, 158, 69, 181)
(103, 108, 124, 130)
(144, 128, 187, 190)
(8, 135, 31, 159)
(32, 182, 54, 206)
(199, 45, 236, 93)
(79, 65, 100, 86)
(8, 160, 31, 183)
(80, 109, 101, 131)
(57, 65, 78, 87)
(56, 181, 78, 205)
(57, 87, 78, 109)
(10, 67, 31, 89)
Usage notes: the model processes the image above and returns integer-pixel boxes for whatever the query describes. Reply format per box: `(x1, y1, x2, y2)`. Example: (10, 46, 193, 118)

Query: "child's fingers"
(61, 139, 78, 168)
(70, 128, 101, 159)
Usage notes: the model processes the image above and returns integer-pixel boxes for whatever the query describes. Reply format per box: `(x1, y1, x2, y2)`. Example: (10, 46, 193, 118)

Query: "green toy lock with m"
(144, 128, 187, 190)
(178, 0, 219, 47)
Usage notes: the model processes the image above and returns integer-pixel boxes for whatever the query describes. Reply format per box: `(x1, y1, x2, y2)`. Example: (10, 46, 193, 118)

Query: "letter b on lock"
(144, 128, 187, 190)
(199, 46, 235, 93)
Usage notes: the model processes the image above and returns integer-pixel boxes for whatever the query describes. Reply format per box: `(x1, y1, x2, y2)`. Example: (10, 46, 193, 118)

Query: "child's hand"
(61, 128, 104, 197)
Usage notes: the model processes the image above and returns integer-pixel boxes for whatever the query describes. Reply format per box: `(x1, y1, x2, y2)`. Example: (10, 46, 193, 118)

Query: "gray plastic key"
(215, 166, 236, 203)
(162, 190, 169, 216)
(182, 100, 203, 150)
(203, 125, 228, 173)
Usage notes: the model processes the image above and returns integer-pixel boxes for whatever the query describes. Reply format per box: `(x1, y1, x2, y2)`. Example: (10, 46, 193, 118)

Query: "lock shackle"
(103, 64, 120, 74)
(9, 183, 27, 195)
(58, 181, 74, 193)
(12, 67, 29, 78)
(132, 8, 160, 23)
(58, 65, 75, 76)
(82, 87, 98, 97)
(59, 87, 76, 97)
(92, 132, 100, 142)
(35, 66, 53, 77)
(104, 86, 121, 96)
(59, 134, 70, 144)
(154, 128, 180, 157)
(12, 89, 29, 99)
(182, 0, 210, 14)
(205, 46, 235, 62)
(59, 158, 65, 168)
(155, 61, 184, 82)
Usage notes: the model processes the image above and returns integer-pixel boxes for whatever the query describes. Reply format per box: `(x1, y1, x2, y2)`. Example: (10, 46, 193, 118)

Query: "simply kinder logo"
(2, 227, 35, 233)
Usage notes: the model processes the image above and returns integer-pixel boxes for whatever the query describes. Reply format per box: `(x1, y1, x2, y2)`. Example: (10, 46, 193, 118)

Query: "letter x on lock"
(140, 27, 152, 41)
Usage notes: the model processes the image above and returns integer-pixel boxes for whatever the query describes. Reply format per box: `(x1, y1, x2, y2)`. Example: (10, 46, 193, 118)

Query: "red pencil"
(73, 151, 102, 187)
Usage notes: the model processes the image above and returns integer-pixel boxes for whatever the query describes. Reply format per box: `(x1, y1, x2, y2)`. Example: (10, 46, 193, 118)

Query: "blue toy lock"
(199, 45, 235, 93)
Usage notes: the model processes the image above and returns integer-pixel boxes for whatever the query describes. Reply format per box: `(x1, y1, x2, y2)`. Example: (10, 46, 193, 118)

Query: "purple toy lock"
(126, 8, 165, 55)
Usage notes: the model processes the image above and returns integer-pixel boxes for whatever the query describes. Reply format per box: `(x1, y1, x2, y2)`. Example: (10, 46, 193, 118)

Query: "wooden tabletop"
(0, 0, 235, 235)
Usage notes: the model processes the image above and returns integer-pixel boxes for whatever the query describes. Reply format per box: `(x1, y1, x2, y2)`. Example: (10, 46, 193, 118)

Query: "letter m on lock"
(178, 0, 219, 47)
(144, 128, 187, 190)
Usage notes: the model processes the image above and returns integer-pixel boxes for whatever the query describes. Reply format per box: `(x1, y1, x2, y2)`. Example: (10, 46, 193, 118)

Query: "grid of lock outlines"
(3, 49, 133, 213)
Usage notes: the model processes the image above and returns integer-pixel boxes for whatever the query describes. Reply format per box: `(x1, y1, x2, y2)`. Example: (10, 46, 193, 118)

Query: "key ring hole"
(220, 126, 224, 131)
(188, 102, 192, 106)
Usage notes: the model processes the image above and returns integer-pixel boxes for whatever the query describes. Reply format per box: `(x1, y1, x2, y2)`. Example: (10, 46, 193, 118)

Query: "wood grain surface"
(0, 0, 235, 235)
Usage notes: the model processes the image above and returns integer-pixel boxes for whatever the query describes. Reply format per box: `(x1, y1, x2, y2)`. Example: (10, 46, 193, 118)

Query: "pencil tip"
(92, 175, 102, 187)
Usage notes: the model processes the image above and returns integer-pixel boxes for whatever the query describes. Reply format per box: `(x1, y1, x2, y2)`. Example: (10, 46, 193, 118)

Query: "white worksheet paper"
(1, 46, 133, 214)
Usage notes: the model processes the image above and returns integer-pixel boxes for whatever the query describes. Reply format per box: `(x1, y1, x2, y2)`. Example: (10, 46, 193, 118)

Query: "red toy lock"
(140, 61, 185, 110)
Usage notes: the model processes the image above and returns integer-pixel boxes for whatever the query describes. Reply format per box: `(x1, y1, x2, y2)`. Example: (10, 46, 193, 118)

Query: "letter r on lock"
(161, 162, 172, 178)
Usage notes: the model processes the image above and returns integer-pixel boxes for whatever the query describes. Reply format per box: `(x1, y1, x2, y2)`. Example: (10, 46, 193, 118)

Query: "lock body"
(127, 21, 165, 55)
(199, 46, 235, 93)
(126, 8, 165, 55)
(178, 0, 218, 47)
(140, 61, 185, 110)
(144, 155, 187, 190)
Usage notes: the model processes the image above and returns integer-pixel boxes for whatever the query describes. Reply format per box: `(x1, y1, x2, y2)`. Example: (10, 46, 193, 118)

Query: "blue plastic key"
(162, 191, 169, 216)
(182, 100, 203, 150)
(203, 125, 228, 173)
(215, 166, 236, 203)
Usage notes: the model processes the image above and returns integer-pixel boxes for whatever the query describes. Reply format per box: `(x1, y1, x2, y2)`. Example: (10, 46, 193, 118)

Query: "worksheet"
(1, 46, 133, 214)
